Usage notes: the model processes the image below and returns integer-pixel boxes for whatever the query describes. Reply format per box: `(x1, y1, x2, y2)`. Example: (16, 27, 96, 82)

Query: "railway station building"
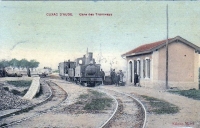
(121, 36, 200, 90)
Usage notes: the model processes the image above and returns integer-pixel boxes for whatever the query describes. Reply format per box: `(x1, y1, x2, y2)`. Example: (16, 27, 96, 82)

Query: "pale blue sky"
(0, 2, 200, 71)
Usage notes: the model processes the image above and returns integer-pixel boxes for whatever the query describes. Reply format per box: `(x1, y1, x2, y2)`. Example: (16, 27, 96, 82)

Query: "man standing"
(100, 69, 105, 85)
(110, 69, 116, 85)
(27, 68, 31, 77)
(134, 73, 138, 86)
(2, 67, 6, 77)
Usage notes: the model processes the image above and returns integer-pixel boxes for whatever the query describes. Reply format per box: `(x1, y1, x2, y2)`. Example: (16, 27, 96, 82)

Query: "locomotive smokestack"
(88, 52, 93, 63)
(85, 52, 93, 65)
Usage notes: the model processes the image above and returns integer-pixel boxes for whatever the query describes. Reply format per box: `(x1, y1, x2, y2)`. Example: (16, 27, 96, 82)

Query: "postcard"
(0, 1, 200, 128)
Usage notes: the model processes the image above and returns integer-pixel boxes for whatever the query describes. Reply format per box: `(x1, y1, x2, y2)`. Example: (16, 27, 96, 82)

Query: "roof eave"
(151, 36, 200, 52)
(123, 50, 153, 57)
(122, 36, 200, 57)
(177, 36, 200, 52)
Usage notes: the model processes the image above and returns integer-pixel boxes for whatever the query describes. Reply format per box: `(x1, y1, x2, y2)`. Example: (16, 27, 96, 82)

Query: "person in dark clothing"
(100, 69, 105, 85)
(0, 69, 2, 77)
(2, 67, 6, 77)
(115, 72, 120, 86)
(110, 69, 116, 85)
(134, 73, 139, 86)
(27, 68, 31, 77)
(110, 69, 114, 84)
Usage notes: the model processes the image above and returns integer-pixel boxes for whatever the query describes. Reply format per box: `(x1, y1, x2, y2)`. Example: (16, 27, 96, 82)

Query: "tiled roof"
(122, 38, 173, 56)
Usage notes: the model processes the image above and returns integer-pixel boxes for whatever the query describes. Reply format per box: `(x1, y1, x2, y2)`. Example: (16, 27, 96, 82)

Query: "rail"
(95, 88, 118, 128)
(100, 88, 147, 128)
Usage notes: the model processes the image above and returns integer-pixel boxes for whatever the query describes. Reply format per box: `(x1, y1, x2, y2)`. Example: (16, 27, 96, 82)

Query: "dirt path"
(101, 85, 200, 128)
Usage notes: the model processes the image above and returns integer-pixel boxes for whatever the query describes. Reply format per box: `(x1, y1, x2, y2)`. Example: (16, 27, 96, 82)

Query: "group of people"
(110, 69, 124, 86)
(100, 68, 140, 87)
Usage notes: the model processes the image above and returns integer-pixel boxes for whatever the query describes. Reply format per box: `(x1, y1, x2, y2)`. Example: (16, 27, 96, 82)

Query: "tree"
(0, 60, 9, 68)
(29, 59, 39, 70)
(19, 59, 29, 69)
(0, 58, 40, 71)
(9, 58, 19, 70)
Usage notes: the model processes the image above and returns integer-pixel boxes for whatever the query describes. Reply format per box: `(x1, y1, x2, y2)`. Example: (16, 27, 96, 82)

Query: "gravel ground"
(0, 77, 34, 113)
(0, 78, 50, 117)
(0, 83, 32, 111)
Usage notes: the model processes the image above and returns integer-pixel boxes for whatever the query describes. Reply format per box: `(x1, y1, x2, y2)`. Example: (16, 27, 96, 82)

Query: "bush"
(169, 90, 200, 100)
(7, 80, 32, 87)
(152, 106, 179, 114)
(10, 89, 28, 96)
(141, 95, 179, 114)
(3, 87, 9, 91)
(90, 90, 103, 97)
(79, 94, 89, 99)
(11, 89, 21, 96)
(84, 98, 113, 110)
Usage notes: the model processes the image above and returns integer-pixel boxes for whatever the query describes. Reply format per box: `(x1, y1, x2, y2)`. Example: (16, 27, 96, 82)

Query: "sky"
(0, 2, 200, 71)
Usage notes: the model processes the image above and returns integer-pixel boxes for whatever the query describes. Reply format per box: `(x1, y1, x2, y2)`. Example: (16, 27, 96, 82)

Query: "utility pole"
(166, 5, 169, 89)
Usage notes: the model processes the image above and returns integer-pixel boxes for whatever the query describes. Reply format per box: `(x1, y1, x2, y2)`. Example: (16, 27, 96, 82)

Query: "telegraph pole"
(166, 5, 169, 89)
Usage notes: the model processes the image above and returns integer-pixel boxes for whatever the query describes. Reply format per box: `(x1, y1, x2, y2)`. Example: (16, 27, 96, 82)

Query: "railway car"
(58, 51, 102, 87)
(58, 60, 75, 80)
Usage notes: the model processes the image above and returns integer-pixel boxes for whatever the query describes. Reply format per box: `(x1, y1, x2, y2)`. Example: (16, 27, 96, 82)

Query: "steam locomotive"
(58, 51, 102, 87)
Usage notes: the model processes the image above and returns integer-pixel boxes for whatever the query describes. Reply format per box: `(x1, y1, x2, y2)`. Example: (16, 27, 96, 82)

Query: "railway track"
(0, 78, 146, 128)
(0, 79, 68, 128)
(97, 87, 147, 128)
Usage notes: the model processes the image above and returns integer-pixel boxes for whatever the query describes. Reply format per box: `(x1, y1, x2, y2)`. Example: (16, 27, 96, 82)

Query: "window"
(143, 59, 146, 78)
(146, 59, 151, 78)
(134, 60, 137, 75)
(137, 60, 141, 76)
(143, 58, 151, 78)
